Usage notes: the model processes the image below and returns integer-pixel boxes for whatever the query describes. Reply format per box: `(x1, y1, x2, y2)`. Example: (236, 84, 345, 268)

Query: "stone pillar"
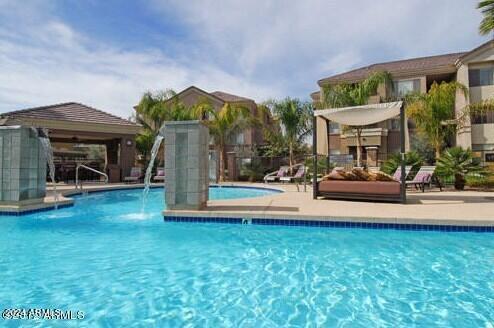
(0, 126, 46, 206)
(365, 146, 379, 168)
(164, 121, 209, 210)
(227, 152, 238, 181)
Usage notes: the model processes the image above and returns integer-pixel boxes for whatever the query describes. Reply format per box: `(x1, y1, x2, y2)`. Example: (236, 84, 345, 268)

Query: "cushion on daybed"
(318, 180, 400, 195)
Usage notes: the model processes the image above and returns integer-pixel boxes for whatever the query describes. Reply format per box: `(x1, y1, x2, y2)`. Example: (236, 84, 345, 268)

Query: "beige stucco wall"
(472, 123, 494, 146)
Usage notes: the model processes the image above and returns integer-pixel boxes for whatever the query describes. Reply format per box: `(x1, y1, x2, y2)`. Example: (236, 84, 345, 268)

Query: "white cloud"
(0, 0, 488, 118)
(0, 3, 282, 118)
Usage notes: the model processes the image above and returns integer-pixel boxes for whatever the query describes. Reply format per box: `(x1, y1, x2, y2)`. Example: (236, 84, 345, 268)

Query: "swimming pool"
(1, 188, 493, 326)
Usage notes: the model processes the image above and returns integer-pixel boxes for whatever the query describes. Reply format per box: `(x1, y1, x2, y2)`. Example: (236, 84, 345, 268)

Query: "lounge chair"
(124, 167, 142, 184)
(153, 167, 165, 182)
(405, 166, 439, 192)
(280, 165, 305, 183)
(393, 166, 412, 181)
(263, 166, 288, 183)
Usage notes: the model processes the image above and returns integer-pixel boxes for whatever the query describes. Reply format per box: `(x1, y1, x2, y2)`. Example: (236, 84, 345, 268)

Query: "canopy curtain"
(315, 101, 409, 151)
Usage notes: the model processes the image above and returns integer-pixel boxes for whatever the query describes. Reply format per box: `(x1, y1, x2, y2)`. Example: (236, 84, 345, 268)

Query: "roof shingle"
(210, 91, 254, 103)
(1, 102, 138, 126)
(318, 52, 466, 85)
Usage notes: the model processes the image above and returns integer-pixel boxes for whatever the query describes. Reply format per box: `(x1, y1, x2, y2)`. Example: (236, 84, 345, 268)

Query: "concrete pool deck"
(41, 182, 494, 226)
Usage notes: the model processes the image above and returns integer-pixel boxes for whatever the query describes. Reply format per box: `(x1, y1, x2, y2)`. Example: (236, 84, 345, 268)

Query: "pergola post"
(400, 104, 407, 204)
(325, 119, 330, 173)
(312, 116, 318, 199)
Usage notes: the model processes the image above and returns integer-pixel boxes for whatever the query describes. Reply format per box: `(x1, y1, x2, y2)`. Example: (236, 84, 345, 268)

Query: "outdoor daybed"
(312, 101, 407, 204)
(317, 180, 401, 202)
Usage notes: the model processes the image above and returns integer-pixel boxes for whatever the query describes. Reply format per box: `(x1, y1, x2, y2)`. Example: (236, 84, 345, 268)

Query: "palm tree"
(206, 103, 257, 182)
(321, 71, 392, 166)
(135, 89, 178, 134)
(406, 81, 468, 159)
(436, 147, 487, 190)
(478, 0, 494, 36)
(269, 98, 313, 173)
(135, 90, 210, 165)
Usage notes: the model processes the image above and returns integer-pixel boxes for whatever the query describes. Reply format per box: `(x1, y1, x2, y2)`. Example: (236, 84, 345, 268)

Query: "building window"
(329, 122, 340, 134)
(469, 67, 494, 87)
(486, 153, 494, 162)
(236, 132, 245, 145)
(389, 119, 400, 130)
(471, 111, 494, 124)
(393, 79, 420, 98)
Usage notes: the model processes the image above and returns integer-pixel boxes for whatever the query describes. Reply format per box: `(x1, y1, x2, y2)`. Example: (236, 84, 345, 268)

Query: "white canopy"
(315, 101, 409, 152)
(314, 101, 403, 126)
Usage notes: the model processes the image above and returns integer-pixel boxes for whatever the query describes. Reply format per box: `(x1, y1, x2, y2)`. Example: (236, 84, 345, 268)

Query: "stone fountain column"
(0, 126, 46, 206)
(163, 121, 209, 210)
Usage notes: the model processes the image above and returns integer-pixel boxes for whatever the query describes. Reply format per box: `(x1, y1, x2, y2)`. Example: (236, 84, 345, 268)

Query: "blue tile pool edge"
(163, 216, 494, 233)
(0, 203, 74, 216)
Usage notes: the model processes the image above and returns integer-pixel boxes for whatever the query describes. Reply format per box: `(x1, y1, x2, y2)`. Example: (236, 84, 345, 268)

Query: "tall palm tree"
(321, 71, 392, 166)
(206, 103, 257, 182)
(270, 98, 313, 173)
(406, 81, 468, 159)
(478, 0, 494, 36)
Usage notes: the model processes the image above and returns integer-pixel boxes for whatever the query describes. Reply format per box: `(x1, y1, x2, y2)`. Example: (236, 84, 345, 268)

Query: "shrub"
(436, 147, 487, 190)
(381, 151, 424, 175)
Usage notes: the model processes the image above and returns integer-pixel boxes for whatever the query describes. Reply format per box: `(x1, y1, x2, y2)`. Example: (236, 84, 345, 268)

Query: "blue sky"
(0, 0, 488, 119)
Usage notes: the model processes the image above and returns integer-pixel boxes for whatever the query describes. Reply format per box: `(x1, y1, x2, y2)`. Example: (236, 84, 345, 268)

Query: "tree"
(206, 103, 257, 182)
(406, 81, 468, 159)
(436, 147, 487, 190)
(321, 71, 392, 166)
(478, 0, 494, 36)
(134, 90, 209, 165)
(268, 98, 313, 173)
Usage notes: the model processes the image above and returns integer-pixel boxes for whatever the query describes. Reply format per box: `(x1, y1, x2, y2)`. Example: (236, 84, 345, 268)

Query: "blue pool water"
(1, 188, 493, 326)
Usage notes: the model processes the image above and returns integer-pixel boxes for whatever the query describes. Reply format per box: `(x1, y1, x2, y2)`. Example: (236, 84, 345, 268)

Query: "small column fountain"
(162, 121, 209, 210)
(0, 126, 47, 209)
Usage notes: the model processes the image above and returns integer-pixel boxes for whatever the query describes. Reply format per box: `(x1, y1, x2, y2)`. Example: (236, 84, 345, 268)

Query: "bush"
(239, 161, 269, 182)
(381, 151, 424, 175)
(304, 156, 334, 177)
(436, 147, 487, 190)
(466, 173, 494, 189)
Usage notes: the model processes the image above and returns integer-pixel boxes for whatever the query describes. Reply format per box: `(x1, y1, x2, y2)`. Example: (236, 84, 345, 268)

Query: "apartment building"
(312, 40, 494, 164)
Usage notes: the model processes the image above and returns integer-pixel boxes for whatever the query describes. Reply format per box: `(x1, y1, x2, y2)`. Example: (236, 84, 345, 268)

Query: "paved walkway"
(45, 182, 494, 226)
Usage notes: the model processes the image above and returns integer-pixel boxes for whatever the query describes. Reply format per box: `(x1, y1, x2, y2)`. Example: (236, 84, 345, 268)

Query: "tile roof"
(318, 52, 467, 85)
(210, 91, 254, 103)
(1, 102, 138, 126)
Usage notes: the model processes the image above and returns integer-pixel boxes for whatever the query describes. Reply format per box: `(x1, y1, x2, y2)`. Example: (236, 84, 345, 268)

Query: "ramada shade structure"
(0, 102, 141, 182)
(313, 101, 407, 203)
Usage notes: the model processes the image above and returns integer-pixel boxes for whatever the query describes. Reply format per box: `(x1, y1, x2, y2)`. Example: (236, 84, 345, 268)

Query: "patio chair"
(124, 167, 142, 184)
(405, 166, 438, 192)
(153, 167, 165, 182)
(263, 166, 289, 183)
(280, 165, 306, 183)
(393, 166, 413, 181)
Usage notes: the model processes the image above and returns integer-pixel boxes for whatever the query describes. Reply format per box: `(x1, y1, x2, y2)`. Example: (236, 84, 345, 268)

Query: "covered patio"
(0, 102, 141, 183)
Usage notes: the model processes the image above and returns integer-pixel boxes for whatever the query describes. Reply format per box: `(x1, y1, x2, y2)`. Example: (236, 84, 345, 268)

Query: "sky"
(0, 0, 488, 119)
